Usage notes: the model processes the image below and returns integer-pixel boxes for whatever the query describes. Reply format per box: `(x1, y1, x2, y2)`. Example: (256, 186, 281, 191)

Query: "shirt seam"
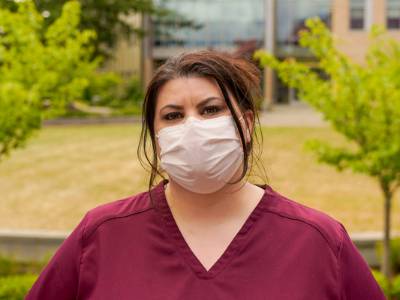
(84, 206, 154, 241)
(77, 212, 90, 300)
(336, 223, 346, 300)
(75, 206, 154, 298)
(261, 208, 339, 256)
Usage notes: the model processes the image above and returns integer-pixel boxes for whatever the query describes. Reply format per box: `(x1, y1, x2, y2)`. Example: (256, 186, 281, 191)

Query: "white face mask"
(155, 115, 245, 194)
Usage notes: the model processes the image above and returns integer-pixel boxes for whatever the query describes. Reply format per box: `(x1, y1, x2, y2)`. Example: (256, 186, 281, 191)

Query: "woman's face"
(153, 76, 253, 156)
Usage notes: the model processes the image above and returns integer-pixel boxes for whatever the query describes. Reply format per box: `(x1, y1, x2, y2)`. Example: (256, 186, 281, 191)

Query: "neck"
(164, 173, 264, 223)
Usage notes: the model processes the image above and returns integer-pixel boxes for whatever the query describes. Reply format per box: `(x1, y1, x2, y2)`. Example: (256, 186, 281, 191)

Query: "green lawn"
(0, 124, 399, 233)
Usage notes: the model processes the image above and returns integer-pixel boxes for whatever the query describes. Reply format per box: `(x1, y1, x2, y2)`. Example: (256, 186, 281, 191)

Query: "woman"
(26, 50, 385, 299)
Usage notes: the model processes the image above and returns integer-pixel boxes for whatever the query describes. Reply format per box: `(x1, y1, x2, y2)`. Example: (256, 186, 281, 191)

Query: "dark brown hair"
(137, 50, 267, 202)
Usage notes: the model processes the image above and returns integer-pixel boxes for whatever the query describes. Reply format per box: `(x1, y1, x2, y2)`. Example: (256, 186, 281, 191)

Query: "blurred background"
(0, 0, 399, 298)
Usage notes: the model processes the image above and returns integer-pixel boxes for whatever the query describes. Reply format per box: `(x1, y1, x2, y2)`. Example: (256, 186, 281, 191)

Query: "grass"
(0, 124, 399, 233)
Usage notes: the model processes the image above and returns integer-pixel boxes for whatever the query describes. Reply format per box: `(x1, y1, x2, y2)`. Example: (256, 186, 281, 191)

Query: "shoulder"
(79, 186, 159, 241)
(262, 185, 346, 257)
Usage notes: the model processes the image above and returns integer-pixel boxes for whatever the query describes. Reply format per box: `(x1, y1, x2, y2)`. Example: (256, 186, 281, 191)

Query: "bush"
(120, 76, 144, 106)
(107, 75, 144, 116)
(393, 275, 400, 299)
(83, 72, 122, 107)
(372, 270, 400, 299)
(0, 274, 38, 300)
(372, 269, 391, 296)
(0, 255, 48, 277)
(376, 237, 400, 274)
(66, 74, 144, 117)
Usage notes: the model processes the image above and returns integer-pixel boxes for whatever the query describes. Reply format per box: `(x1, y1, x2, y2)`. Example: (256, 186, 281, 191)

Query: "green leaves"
(0, 0, 99, 160)
(372, 270, 400, 298)
(0, 83, 41, 158)
(0, 274, 38, 300)
(254, 17, 400, 194)
(0, 0, 163, 58)
(255, 18, 400, 280)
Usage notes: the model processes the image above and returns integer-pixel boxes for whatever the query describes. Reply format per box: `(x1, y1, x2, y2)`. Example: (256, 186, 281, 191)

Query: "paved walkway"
(259, 101, 328, 127)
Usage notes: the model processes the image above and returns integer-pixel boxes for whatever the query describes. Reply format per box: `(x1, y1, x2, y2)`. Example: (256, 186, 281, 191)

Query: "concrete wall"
(0, 229, 68, 262)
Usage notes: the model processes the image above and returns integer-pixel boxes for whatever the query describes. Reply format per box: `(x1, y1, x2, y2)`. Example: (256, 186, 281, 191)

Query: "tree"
(254, 18, 400, 290)
(0, 0, 99, 160)
(0, 0, 197, 59)
(0, 0, 152, 58)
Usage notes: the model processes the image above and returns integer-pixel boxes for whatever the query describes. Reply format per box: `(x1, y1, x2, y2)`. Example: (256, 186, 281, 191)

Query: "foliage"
(373, 269, 391, 296)
(119, 76, 145, 106)
(0, 0, 100, 160)
(0, 0, 196, 59)
(394, 276, 400, 298)
(83, 74, 142, 107)
(105, 75, 144, 116)
(0, 83, 42, 161)
(254, 17, 400, 281)
(0, 0, 153, 58)
(83, 72, 123, 107)
(372, 270, 400, 298)
(0, 255, 50, 299)
(376, 237, 400, 275)
(0, 254, 49, 277)
(56, 69, 145, 118)
(0, 274, 38, 300)
(254, 18, 400, 191)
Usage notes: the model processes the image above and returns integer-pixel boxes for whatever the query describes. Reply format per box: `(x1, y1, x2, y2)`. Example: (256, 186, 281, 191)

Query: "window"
(152, 0, 264, 49)
(349, 0, 365, 30)
(276, 0, 331, 56)
(387, 0, 400, 29)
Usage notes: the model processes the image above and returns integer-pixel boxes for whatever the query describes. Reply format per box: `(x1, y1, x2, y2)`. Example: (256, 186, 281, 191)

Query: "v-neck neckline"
(153, 179, 268, 279)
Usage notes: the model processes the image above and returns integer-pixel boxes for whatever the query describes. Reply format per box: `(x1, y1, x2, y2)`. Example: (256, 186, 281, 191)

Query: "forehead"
(155, 77, 223, 107)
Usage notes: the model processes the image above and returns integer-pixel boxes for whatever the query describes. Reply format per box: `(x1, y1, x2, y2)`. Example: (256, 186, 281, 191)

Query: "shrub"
(83, 72, 122, 107)
(376, 237, 400, 275)
(120, 76, 144, 106)
(372, 269, 391, 296)
(372, 270, 400, 298)
(74, 74, 144, 117)
(0, 255, 48, 277)
(0, 274, 38, 300)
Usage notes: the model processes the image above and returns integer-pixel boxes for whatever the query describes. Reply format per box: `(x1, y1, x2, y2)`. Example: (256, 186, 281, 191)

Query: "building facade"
(333, 0, 400, 64)
(137, 0, 400, 104)
(102, 14, 143, 78)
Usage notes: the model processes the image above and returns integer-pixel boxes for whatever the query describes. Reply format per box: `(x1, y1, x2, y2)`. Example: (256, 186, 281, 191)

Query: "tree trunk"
(380, 181, 393, 296)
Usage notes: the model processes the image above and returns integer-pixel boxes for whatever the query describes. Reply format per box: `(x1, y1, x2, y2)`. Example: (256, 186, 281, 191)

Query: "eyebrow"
(160, 97, 223, 113)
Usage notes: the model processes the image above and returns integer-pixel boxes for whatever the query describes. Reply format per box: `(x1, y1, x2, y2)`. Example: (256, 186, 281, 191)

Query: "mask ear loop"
(238, 115, 251, 143)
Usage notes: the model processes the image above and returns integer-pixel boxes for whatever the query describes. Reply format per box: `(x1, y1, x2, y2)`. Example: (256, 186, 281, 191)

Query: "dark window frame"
(349, 0, 366, 30)
(387, 0, 400, 29)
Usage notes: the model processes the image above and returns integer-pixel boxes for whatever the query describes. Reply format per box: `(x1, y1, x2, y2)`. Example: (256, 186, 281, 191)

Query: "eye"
(202, 105, 221, 115)
(163, 112, 183, 121)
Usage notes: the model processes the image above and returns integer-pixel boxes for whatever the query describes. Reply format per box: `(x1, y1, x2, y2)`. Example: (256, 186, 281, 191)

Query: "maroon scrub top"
(25, 179, 385, 300)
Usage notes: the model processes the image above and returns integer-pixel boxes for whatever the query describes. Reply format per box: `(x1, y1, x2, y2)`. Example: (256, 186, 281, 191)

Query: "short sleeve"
(338, 223, 386, 300)
(25, 213, 89, 300)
